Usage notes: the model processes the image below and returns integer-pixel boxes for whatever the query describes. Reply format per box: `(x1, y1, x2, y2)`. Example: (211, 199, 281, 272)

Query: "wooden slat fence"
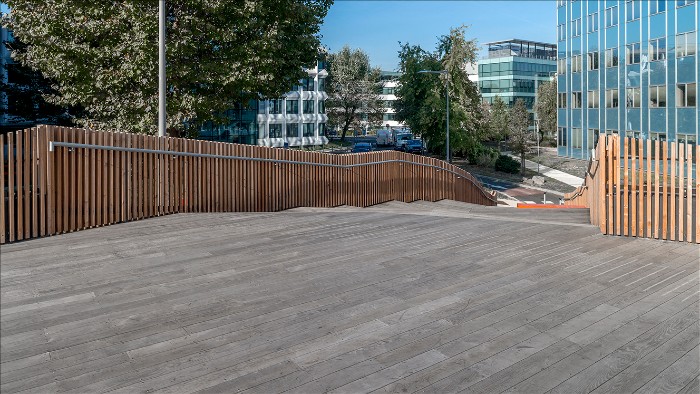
(565, 135, 698, 244)
(0, 125, 497, 244)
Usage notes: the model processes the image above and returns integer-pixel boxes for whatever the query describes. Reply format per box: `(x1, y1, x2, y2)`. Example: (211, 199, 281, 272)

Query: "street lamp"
(418, 69, 450, 163)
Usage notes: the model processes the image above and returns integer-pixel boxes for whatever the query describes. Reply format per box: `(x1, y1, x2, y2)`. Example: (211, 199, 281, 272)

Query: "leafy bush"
(466, 144, 498, 166)
(495, 155, 520, 174)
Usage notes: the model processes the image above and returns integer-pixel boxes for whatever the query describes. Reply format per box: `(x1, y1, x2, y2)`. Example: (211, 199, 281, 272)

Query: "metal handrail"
(49, 141, 497, 202)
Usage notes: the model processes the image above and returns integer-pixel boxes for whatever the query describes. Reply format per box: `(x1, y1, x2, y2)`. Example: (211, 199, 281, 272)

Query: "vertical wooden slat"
(696, 144, 699, 244)
(606, 136, 613, 234)
(24, 129, 31, 239)
(686, 144, 692, 243)
(661, 141, 669, 240)
(669, 141, 676, 241)
(0, 134, 5, 244)
(67, 129, 75, 233)
(16, 130, 24, 240)
(31, 128, 38, 238)
(108, 132, 115, 224)
(598, 135, 607, 233)
(62, 128, 69, 233)
(622, 138, 629, 236)
(630, 138, 637, 237)
(76, 129, 84, 230)
(653, 139, 660, 239)
(38, 126, 47, 236)
(8, 132, 15, 242)
(677, 142, 685, 242)
(645, 139, 652, 238)
(614, 136, 621, 235)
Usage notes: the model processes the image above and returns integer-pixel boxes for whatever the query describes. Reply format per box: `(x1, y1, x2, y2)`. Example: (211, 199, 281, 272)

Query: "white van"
(376, 129, 392, 146)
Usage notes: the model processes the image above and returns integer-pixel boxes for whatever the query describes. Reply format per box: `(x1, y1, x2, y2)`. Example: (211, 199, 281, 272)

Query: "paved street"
(2, 201, 697, 393)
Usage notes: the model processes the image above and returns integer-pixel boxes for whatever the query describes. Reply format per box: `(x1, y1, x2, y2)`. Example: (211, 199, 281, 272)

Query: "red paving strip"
(517, 203, 588, 209)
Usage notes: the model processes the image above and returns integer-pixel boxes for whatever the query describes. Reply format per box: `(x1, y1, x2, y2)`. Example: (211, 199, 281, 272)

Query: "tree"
(489, 95, 510, 143)
(325, 46, 383, 143)
(508, 98, 531, 175)
(0, 37, 80, 130)
(535, 78, 557, 143)
(395, 25, 482, 159)
(4, 0, 332, 135)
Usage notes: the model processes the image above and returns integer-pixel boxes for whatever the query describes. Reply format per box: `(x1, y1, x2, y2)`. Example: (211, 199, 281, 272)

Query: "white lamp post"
(418, 70, 450, 163)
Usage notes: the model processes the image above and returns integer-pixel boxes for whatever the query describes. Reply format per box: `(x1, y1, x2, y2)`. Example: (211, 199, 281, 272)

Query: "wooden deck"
(1, 201, 698, 393)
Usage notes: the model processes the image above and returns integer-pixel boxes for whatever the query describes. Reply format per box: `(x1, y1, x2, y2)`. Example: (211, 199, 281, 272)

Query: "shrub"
(495, 155, 520, 174)
(466, 144, 498, 166)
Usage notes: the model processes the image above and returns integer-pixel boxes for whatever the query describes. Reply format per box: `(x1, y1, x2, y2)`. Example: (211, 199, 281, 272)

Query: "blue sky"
(320, 0, 556, 71)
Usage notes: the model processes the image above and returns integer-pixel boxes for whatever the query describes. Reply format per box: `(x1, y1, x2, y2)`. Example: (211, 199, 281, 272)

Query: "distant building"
(557, 0, 698, 159)
(379, 71, 404, 130)
(198, 61, 328, 147)
(478, 39, 557, 112)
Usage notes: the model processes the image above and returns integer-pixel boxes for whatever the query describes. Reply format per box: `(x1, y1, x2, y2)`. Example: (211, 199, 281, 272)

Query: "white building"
(378, 71, 405, 130)
(256, 62, 328, 147)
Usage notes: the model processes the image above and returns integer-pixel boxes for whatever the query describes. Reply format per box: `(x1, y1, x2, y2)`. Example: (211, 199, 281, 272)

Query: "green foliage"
(535, 78, 557, 140)
(4, 0, 332, 134)
(508, 98, 531, 174)
(489, 96, 510, 142)
(394, 25, 482, 159)
(325, 46, 383, 142)
(466, 144, 498, 166)
(494, 155, 520, 174)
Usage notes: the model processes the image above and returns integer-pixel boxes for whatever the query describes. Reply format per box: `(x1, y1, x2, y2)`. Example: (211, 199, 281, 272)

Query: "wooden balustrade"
(0, 125, 496, 244)
(565, 135, 698, 243)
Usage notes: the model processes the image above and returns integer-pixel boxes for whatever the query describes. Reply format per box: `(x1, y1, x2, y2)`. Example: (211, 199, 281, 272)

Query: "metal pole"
(536, 119, 540, 174)
(158, 0, 166, 137)
(445, 75, 450, 163)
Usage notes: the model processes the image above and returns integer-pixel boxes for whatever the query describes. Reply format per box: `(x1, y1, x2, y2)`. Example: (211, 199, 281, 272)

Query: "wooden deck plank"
(1, 205, 698, 393)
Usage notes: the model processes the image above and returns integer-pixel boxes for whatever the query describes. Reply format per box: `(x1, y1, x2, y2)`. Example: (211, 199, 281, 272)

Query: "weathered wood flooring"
(1, 200, 698, 393)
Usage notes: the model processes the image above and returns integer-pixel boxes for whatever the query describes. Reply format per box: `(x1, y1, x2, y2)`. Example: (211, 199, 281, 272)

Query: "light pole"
(418, 70, 449, 163)
(158, 0, 166, 137)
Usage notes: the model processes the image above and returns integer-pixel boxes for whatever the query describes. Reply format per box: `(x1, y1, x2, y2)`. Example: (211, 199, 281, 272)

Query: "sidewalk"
(509, 154, 585, 188)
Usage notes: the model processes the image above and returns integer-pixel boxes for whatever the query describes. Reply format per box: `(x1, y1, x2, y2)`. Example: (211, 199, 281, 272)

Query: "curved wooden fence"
(565, 135, 698, 244)
(0, 125, 496, 244)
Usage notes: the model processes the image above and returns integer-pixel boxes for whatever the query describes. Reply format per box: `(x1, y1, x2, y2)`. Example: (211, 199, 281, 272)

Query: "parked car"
(394, 134, 413, 151)
(351, 142, 374, 153)
(403, 139, 424, 154)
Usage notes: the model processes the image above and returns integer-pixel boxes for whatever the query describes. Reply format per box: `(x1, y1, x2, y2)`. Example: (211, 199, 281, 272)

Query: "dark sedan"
(403, 139, 424, 154)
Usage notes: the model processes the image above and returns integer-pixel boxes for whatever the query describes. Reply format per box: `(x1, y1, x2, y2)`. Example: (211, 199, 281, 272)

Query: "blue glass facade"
(557, 0, 699, 159)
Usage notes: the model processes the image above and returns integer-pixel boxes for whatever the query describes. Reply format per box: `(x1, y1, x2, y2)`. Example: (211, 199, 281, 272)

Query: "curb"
(473, 174, 568, 198)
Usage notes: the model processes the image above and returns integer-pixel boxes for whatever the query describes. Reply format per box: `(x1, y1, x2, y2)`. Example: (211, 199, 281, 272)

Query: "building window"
(268, 123, 283, 138)
(572, 55, 582, 73)
(626, 0, 641, 21)
(589, 128, 600, 149)
(626, 87, 641, 107)
(587, 51, 599, 70)
(268, 99, 283, 114)
(286, 99, 299, 114)
(587, 12, 599, 33)
(557, 58, 566, 74)
(649, 38, 666, 61)
(605, 6, 618, 27)
(557, 0, 566, 6)
(286, 123, 299, 138)
(572, 128, 583, 149)
(676, 32, 697, 57)
(650, 85, 666, 107)
(572, 91, 583, 108)
(605, 48, 619, 67)
(606, 89, 619, 108)
(626, 42, 641, 64)
(558, 92, 568, 108)
(588, 90, 600, 108)
(302, 100, 315, 114)
(301, 78, 315, 91)
(677, 0, 695, 7)
(572, 18, 582, 37)
(650, 0, 666, 14)
(677, 133, 696, 145)
(303, 123, 315, 137)
(676, 83, 697, 107)
(318, 78, 326, 92)
(557, 24, 566, 41)
(318, 123, 326, 137)
(318, 100, 325, 114)
(650, 131, 667, 141)
(558, 127, 568, 146)
(383, 113, 396, 121)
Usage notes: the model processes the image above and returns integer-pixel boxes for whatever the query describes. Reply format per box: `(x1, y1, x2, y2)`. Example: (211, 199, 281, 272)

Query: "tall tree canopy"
(488, 95, 510, 143)
(508, 98, 531, 174)
(534, 78, 557, 142)
(3, 0, 332, 134)
(395, 25, 482, 159)
(325, 45, 383, 142)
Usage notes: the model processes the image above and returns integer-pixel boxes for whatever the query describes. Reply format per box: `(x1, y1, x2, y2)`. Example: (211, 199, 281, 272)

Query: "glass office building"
(479, 39, 557, 125)
(557, 0, 698, 159)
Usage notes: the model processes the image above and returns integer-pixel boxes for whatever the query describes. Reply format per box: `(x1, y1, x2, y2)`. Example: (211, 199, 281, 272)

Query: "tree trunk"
(520, 152, 526, 175)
